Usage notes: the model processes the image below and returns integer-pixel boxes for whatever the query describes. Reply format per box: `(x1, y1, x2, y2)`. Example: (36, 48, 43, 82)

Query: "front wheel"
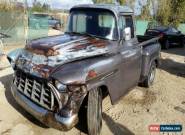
(87, 88, 102, 135)
(143, 61, 156, 88)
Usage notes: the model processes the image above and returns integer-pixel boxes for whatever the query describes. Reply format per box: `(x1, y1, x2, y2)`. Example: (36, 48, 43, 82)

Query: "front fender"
(50, 55, 118, 86)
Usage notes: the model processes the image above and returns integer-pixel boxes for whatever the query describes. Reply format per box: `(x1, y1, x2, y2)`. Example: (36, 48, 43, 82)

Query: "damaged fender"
(51, 55, 121, 107)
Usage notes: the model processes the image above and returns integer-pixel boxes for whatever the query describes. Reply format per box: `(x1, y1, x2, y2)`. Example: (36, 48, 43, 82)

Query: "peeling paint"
(8, 34, 113, 79)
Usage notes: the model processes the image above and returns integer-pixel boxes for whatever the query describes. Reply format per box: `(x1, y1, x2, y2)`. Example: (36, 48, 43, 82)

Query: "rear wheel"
(87, 88, 102, 135)
(55, 23, 61, 30)
(143, 61, 156, 88)
(180, 38, 185, 48)
(164, 40, 170, 49)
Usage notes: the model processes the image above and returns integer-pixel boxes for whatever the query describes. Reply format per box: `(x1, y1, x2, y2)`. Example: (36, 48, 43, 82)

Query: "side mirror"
(124, 27, 131, 41)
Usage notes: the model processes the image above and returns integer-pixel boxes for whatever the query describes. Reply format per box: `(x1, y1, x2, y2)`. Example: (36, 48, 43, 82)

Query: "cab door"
(119, 15, 142, 94)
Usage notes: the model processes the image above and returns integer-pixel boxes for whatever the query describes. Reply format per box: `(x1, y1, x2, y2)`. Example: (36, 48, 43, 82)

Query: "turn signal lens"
(88, 70, 97, 79)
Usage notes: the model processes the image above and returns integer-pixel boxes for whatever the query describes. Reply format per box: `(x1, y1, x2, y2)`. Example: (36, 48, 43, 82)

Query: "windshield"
(66, 9, 118, 40)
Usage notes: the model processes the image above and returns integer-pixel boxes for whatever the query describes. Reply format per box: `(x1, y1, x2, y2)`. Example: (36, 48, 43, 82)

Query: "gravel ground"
(0, 46, 185, 135)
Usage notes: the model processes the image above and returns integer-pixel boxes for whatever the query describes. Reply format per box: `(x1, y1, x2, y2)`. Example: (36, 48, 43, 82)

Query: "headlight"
(55, 80, 67, 92)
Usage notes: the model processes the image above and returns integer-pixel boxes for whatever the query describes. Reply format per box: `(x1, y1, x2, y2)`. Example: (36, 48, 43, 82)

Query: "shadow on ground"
(0, 74, 48, 129)
(159, 58, 185, 78)
(162, 47, 185, 57)
(103, 113, 135, 135)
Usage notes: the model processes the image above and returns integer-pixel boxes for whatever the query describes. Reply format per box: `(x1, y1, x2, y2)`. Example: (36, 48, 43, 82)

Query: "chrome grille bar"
(14, 73, 55, 111)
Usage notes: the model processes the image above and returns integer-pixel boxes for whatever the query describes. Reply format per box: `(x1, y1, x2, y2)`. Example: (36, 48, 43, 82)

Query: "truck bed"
(137, 35, 160, 46)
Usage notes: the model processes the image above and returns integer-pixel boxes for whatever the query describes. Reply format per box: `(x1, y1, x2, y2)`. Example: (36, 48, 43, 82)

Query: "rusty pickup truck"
(8, 4, 161, 135)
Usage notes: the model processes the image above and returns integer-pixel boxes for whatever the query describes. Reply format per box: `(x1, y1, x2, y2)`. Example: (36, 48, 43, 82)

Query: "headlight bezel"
(55, 80, 67, 93)
(55, 80, 87, 94)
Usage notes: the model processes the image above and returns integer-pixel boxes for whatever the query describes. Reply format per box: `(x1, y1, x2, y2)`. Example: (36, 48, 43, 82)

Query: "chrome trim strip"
(11, 83, 78, 131)
(48, 83, 62, 110)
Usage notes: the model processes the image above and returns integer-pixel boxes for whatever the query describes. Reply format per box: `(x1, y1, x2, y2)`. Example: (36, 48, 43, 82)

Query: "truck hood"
(26, 34, 111, 57)
(10, 34, 117, 78)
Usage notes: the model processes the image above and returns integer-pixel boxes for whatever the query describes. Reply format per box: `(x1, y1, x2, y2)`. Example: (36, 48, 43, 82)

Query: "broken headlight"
(55, 80, 67, 93)
(68, 85, 86, 94)
(55, 80, 69, 106)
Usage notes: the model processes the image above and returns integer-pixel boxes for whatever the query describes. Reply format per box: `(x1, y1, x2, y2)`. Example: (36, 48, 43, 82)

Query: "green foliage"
(138, 0, 152, 20)
(170, 0, 185, 26)
(119, 0, 127, 5)
(156, 0, 171, 26)
(30, 1, 50, 12)
(0, 1, 17, 11)
(92, 0, 126, 4)
(156, 0, 185, 27)
(92, 0, 112, 4)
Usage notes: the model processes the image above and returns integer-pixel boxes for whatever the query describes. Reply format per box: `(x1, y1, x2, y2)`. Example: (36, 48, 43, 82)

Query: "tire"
(55, 23, 61, 30)
(143, 61, 156, 88)
(164, 40, 170, 49)
(87, 88, 102, 135)
(180, 38, 185, 48)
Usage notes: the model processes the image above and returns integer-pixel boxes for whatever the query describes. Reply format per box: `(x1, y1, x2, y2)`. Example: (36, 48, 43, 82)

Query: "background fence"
(136, 20, 185, 35)
(0, 12, 26, 46)
(0, 12, 185, 46)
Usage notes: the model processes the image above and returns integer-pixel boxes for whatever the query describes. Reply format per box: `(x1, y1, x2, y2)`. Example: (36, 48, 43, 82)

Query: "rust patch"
(87, 70, 97, 79)
(26, 47, 59, 57)
(32, 64, 53, 78)
(70, 39, 107, 52)
(26, 36, 108, 56)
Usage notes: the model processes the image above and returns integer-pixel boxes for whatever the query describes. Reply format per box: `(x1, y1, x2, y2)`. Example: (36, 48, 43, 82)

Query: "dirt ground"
(0, 44, 185, 135)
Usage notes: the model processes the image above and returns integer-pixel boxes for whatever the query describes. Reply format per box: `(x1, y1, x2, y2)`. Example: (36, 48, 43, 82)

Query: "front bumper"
(11, 83, 78, 131)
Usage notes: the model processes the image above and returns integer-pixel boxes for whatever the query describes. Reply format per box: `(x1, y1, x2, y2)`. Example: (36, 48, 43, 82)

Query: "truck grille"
(13, 71, 56, 111)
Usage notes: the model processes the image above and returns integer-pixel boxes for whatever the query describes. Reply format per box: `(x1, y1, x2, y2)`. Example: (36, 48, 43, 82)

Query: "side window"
(125, 16, 134, 38)
(72, 13, 86, 33)
(119, 15, 134, 39)
(99, 14, 115, 28)
(118, 16, 126, 39)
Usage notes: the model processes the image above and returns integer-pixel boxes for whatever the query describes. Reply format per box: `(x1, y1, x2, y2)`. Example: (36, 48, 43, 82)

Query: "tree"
(0, 0, 16, 11)
(30, 1, 50, 12)
(92, 0, 112, 4)
(156, 0, 185, 27)
(156, 0, 172, 26)
(170, 0, 185, 27)
(92, 0, 126, 4)
(138, 0, 151, 20)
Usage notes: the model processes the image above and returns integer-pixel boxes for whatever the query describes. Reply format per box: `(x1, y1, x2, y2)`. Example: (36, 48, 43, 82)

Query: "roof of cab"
(70, 4, 133, 14)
